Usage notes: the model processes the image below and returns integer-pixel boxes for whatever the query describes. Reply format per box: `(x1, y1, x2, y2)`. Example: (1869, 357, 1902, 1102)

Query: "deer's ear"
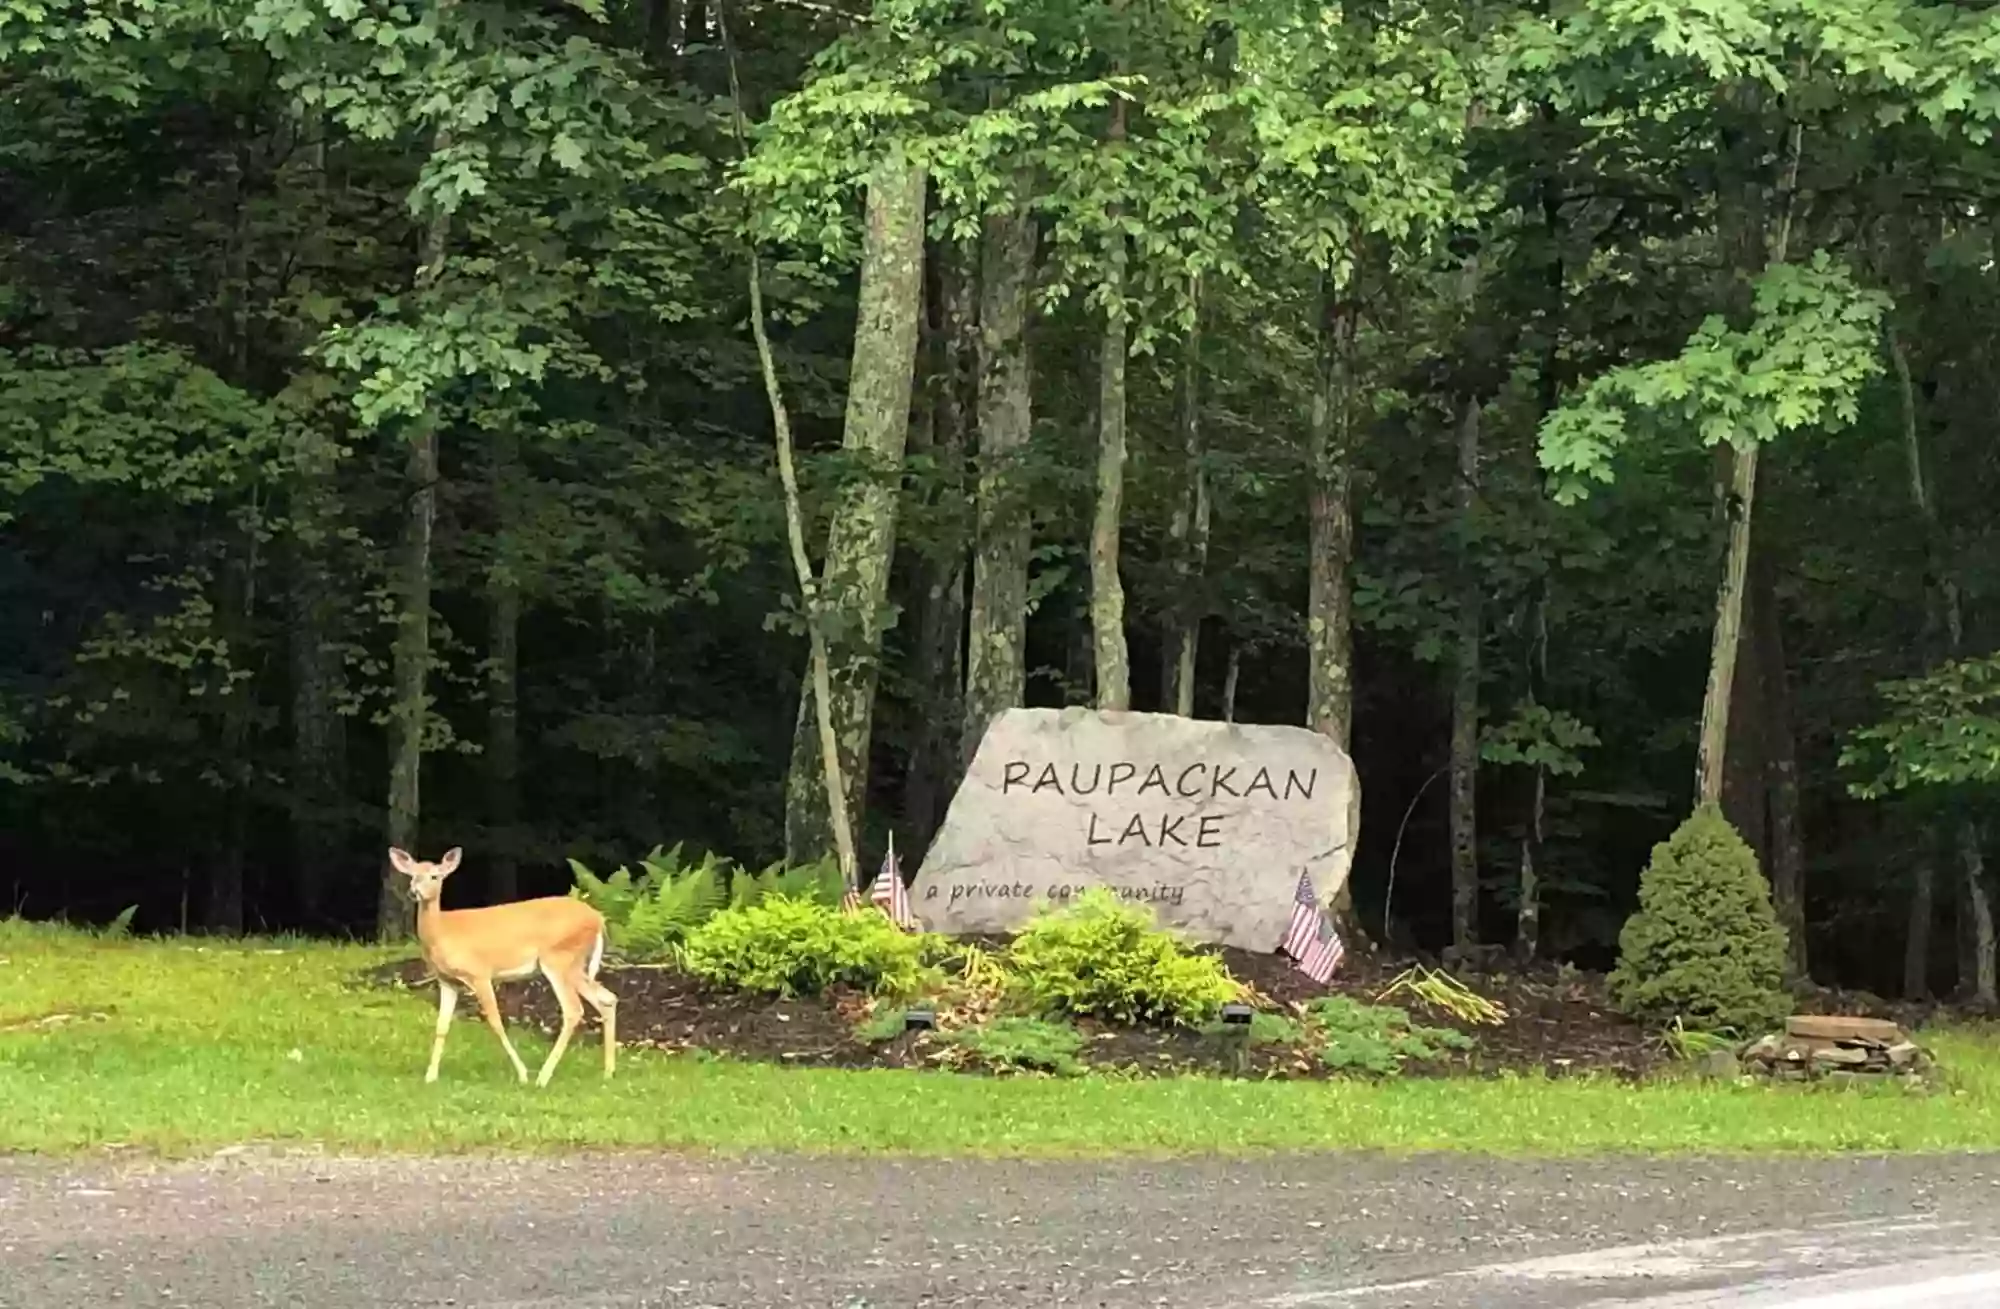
(438, 847, 463, 875)
(387, 848, 419, 877)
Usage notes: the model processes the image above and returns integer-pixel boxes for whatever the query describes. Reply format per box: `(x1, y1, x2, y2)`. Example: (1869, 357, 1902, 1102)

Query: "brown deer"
(388, 846, 618, 1086)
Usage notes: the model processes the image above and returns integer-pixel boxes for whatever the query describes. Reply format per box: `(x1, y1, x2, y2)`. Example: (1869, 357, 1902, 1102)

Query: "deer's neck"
(414, 897, 448, 958)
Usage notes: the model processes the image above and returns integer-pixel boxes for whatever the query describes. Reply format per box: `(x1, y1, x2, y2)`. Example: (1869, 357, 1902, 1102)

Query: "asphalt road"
(4, 1151, 2000, 1307)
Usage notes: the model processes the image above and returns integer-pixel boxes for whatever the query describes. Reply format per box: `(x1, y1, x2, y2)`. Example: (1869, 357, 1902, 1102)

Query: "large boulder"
(911, 708, 1361, 951)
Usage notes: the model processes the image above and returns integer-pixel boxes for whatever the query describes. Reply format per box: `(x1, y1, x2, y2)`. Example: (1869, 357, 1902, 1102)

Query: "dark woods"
(4, 0, 2000, 1002)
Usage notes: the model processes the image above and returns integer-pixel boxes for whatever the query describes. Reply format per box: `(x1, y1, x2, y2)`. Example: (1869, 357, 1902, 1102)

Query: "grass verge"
(4, 919, 1999, 1158)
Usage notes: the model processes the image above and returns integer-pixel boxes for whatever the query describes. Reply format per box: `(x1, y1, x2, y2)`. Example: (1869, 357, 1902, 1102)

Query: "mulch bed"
(364, 945, 1693, 1082)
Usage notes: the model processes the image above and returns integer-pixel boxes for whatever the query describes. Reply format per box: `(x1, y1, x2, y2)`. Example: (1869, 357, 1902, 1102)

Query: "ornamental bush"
(1607, 804, 1792, 1035)
(682, 895, 927, 998)
(1007, 888, 1241, 1026)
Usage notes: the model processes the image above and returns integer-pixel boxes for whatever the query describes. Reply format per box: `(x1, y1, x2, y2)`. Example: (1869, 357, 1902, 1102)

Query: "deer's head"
(388, 846, 462, 905)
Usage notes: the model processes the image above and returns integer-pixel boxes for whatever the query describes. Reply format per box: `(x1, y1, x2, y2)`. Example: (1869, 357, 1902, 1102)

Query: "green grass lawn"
(5, 917, 2000, 1159)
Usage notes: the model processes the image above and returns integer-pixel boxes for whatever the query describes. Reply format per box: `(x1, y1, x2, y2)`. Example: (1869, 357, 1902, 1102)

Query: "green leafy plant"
(682, 895, 928, 998)
(853, 1003, 912, 1044)
(1006, 888, 1242, 1027)
(569, 843, 731, 962)
(944, 1017, 1088, 1076)
(569, 846, 845, 962)
(1307, 995, 1475, 1076)
(1197, 1011, 1303, 1048)
(1607, 805, 1792, 1035)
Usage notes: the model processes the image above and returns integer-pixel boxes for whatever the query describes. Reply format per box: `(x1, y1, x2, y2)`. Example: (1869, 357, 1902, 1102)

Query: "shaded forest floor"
(370, 946, 1962, 1083)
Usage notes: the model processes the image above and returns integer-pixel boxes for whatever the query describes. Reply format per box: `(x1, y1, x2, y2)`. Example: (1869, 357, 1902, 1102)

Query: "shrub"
(945, 1017, 1087, 1076)
(1307, 995, 1474, 1076)
(1007, 888, 1241, 1026)
(1607, 804, 1792, 1035)
(682, 895, 928, 998)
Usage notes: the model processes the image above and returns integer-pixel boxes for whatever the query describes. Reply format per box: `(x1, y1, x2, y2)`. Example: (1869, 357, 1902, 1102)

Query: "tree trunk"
(377, 145, 454, 938)
(782, 148, 928, 864)
(486, 424, 522, 906)
(208, 521, 259, 935)
(1222, 642, 1241, 724)
(1720, 495, 1771, 866)
(1754, 551, 1807, 980)
(380, 422, 438, 939)
(1305, 286, 1357, 746)
(1694, 105, 1799, 813)
(902, 238, 974, 849)
(1889, 326, 1995, 1006)
(960, 195, 1036, 767)
(1088, 96, 1132, 712)
(289, 449, 348, 929)
(1448, 392, 1481, 952)
(1694, 445, 1758, 809)
(1305, 281, 1363, 942)
(1962, 825, 1996, 1008)
(723, 15, 857, 886)
(1164, 274, 1208, 718)
(1906, 857, 1934, 999)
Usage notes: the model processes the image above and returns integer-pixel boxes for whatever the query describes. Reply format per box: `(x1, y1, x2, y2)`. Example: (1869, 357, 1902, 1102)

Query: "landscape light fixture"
(904, 1006, 938, 1033)
(1220, 1002, 1254, 1026)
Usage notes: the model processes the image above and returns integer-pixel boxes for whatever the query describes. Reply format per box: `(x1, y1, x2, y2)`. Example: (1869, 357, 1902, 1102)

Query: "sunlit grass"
(4, 916, 1999, 1158)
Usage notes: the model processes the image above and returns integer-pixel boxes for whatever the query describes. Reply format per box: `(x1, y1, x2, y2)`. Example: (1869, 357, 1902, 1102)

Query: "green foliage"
(570, 846, 841, 962)
(1198, 1011, 1303, 1049)
(1308, 995, 1476, 1076)
(944, 1017, 1088, 1077)
(1481, 700, 1601, 778)
(853, 1003, 912, 1044)
(1843, 653, 2000, 796)
(1006, 889, 1241, 1027)
(1607, 806, 1793, 1035)
(682, 896, 928, 999)
(1661, 1017, 1738, 1063)
(1539, 255, 1891, 503)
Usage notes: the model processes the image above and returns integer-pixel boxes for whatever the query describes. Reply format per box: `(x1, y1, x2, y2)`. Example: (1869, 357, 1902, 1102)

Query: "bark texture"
(1305, 288, 1357, 746)
(960, 197, 1036, 766)
(380, 418, 438, 939)
(288, 446, 348, 929)
(1752, 552, 1807, 979)
(902, 240, 974, 850)
(486, 424, 523, 906)
(782, 149, 929, 864)
(1164, 275, 1208, 718)
(1448, 392, 1481, 952)
(1088, 96, 1132, 712)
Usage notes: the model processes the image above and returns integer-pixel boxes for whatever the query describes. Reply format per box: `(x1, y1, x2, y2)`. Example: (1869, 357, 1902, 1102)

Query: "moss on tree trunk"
(782, 149, 928, 864)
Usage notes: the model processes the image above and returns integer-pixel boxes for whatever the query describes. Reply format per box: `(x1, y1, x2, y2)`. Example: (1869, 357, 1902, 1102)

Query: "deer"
(387, 846, 618, 1087)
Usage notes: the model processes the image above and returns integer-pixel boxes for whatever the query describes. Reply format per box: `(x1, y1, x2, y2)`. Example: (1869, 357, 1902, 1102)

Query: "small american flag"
(869, 832, 916, 931)
(1280, 871, 1319, 959)
(839, 870, 862, 915)
(1294, 911, 1346, 985)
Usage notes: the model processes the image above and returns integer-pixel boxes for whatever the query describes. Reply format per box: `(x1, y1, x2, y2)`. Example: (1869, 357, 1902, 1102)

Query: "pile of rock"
(1739, 1015, 1932, 1084)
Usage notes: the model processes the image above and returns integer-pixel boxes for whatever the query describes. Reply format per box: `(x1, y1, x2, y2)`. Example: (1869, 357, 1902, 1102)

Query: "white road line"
(1258, 1217, 1969, 1307)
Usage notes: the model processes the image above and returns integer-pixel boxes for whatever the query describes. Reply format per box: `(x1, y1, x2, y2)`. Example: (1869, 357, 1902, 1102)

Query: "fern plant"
(569, 847, 845, 963)
(621, 851, 732, 960)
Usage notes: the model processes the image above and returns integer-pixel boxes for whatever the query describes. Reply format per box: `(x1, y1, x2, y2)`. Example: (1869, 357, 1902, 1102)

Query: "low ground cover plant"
(1308, 995, 1474, 1076)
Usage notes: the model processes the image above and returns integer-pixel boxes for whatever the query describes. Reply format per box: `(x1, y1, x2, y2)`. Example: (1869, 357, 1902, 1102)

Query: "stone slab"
(910, 707, 1361, 951)
(1785, 1015, 1905, 1043)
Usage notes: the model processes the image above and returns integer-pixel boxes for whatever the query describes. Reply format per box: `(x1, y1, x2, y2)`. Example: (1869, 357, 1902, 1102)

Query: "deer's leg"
(577, 976, 618, 1079)
(468, 977, 530, 1083)
(425, 982, 460, 1083)
(534, 963, 585, 1088)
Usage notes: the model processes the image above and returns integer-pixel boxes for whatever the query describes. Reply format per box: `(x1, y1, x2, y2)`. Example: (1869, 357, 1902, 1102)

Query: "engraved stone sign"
(912, 707, 1361, 951)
